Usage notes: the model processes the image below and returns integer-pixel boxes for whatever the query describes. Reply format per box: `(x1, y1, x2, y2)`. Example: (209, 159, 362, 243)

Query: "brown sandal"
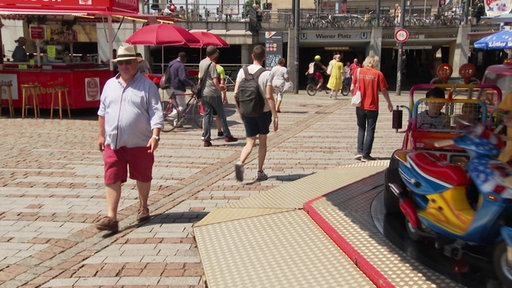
(137, 208, 150, 223)
(96, 216, 119, 232)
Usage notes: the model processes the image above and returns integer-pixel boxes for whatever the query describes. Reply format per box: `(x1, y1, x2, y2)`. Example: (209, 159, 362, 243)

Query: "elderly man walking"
(96, 45, 164, 233)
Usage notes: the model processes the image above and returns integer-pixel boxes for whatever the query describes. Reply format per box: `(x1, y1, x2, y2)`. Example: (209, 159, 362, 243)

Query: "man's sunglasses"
(117, 60, 134, 65)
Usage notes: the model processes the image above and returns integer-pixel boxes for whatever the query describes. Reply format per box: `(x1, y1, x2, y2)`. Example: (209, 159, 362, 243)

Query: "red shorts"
(103, 145, 154, 185)
(314, 72, 323, 81)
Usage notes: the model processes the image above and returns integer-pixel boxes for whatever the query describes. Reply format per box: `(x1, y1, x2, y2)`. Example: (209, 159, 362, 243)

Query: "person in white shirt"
(270, 57, 289, 113)
(234, 45, 278, 182)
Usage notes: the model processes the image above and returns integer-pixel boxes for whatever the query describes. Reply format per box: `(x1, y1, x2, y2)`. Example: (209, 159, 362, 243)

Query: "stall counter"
(0, 67, 112, 110)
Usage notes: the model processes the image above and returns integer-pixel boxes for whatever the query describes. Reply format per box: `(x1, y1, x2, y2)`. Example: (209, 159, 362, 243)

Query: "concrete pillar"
(369, 26, 382, 59)
(451, 24, 471, 78)
(287, 28, 297, 91)
(241, 44, 252, 65)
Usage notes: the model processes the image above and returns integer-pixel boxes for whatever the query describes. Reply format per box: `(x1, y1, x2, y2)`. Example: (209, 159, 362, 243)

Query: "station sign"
(299, 31, 370, 42)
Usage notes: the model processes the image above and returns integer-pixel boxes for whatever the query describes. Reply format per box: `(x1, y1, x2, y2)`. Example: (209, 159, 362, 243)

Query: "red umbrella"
(190, 31, 229, 48)
(126, 24, 200, 73)
(126, 24, 200, 46)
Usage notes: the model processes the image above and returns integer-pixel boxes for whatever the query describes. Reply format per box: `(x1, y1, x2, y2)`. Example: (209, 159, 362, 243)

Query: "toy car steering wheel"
(418, 123, 437, 129)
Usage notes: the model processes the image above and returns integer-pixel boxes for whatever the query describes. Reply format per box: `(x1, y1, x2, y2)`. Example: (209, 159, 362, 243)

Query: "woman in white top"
(270, 57, 289, 113)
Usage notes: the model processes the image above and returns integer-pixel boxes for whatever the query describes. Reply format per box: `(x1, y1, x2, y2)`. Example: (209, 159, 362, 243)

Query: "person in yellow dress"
(327, 54, 343, 99)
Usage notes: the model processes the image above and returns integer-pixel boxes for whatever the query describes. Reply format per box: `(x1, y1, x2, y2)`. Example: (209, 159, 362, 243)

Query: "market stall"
(0, 0, 162, 111)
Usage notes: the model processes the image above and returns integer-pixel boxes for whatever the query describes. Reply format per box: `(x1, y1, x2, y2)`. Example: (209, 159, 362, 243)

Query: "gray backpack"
(235, 66, 265, 117)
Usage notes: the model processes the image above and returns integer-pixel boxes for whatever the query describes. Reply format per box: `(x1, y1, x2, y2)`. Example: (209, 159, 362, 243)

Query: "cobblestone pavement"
(0, 90, 408, 288)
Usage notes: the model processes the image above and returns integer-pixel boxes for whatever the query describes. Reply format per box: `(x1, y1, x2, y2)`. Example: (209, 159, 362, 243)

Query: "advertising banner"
(485, 0, 512, 17)
(264, 31, 283, 68)
(0, 75, 19, 100)
(85, 78, 101, 101)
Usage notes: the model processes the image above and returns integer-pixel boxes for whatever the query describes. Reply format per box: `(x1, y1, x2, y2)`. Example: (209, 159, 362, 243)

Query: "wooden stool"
(21, 84, 40, 119)
(50, 85, 71, 119)
(0, 82, 14, 118)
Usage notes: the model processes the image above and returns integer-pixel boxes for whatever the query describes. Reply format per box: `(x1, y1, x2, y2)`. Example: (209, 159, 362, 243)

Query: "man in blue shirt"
(96, 45, 164, 233)
(167, 52, 195, 113)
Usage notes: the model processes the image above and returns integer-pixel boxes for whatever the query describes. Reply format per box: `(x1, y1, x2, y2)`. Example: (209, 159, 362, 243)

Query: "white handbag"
(351, 69, 362, 107)
(351, 90, 361, 107)
(283, 81, 294, 93)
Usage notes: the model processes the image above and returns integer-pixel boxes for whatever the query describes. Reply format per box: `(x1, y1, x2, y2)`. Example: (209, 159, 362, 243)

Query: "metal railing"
(143, 1, 247, 22)
(140, 3, 498, 31)
(299, 11, 496, 29)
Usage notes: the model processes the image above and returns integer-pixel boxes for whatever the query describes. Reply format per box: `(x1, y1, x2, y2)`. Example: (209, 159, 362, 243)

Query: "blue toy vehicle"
(384, 83, 512, 286)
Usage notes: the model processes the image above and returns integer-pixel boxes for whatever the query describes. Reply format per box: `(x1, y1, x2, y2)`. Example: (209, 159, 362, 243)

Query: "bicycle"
(161, 91, 202, 132)
(341, 77, 351, 96)
(224, 73, 236, 91)
(306, 74, 330, 96)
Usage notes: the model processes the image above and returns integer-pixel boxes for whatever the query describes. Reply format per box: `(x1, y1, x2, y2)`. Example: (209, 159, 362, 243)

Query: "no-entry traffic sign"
(394, 28, 409, 43)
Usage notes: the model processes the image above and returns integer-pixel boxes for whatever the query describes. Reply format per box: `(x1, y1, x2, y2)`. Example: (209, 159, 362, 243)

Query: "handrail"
(408, 83, 503, 111)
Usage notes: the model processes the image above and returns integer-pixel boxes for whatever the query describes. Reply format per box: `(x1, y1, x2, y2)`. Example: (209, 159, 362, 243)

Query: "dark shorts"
(243, 111, 272, 137)
(103, 145, 154, 185)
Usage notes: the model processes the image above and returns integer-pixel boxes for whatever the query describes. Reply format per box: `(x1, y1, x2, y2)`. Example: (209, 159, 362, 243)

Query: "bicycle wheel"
(341, 84, 350, 96)
(162, 103, 180, 132)
(190, 101, 203, 129)
(306, 83, 317, 96)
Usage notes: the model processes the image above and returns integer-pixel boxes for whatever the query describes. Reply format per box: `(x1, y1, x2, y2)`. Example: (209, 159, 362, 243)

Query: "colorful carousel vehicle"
(383, 63, 512, 286)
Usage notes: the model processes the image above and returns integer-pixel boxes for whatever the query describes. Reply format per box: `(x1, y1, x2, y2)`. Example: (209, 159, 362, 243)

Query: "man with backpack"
(305, 55, 326, 91)
(234, 45, 278, 182)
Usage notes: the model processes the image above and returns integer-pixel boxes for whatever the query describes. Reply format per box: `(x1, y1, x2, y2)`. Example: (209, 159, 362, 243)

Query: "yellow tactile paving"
(223, 164, 387, 210)
(195, 210, 375, 288)
(194, 208, 294, 227)
(194, 164, 386, 287)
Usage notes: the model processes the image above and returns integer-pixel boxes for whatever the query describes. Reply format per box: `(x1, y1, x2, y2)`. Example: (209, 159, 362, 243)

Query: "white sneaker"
(354, 154, 363, 160)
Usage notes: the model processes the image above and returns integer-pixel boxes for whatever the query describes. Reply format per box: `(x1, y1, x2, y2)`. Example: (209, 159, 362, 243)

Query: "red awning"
(0, 9, 178, 24)
(0, 0, 138, 14)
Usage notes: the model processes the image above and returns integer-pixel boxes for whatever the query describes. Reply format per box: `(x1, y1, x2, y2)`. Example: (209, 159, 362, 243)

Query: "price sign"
(394, 28, 409, 43)
(30, 26, 44, 40)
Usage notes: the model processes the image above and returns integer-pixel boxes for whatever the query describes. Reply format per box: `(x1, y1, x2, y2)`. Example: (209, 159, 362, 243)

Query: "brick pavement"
(0, 90, 408, 287)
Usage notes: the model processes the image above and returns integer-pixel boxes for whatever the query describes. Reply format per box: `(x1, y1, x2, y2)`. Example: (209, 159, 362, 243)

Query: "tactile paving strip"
(194, 208, 294, 227)
(194, 166, 387, 287)
(195, 210, 375, 288)
(307, 172, 463, 288)
(223, 165, 388, 210)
